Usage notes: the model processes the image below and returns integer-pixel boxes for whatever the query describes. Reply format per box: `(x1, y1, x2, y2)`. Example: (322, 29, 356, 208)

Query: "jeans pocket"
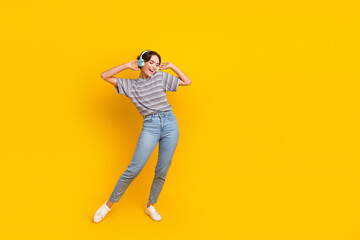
(143, 116, 153, 123)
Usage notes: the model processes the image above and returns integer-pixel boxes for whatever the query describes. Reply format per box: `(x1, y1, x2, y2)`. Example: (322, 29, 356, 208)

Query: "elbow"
(100, 72, 111, 80)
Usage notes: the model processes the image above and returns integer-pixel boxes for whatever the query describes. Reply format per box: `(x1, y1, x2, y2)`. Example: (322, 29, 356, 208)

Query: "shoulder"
(156, 71, 177, 81)
(116, 77, 135, 88)
(160, 71, 178, 79)
(151, 71, 164, 81)
(154, 71, 164, 77)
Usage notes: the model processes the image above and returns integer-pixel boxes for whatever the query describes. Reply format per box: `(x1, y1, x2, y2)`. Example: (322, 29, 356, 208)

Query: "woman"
(93, 50, 192, 223)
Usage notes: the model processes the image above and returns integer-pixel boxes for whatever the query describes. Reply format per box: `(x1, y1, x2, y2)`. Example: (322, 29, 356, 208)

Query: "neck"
(139, 71, 150, 79)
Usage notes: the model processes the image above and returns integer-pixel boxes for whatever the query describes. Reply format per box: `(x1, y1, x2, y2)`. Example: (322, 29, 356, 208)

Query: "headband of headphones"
(138, 50, 159, 72)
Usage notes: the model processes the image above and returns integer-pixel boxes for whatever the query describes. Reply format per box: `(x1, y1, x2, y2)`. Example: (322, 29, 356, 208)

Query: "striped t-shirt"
(114, 71, 180, 116)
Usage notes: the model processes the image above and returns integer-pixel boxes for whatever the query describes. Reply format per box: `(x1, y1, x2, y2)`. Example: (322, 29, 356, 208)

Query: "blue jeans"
(109, 110, 179, 204)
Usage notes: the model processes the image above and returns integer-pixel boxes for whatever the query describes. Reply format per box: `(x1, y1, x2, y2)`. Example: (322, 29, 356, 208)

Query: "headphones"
(138, 50, 159, 72)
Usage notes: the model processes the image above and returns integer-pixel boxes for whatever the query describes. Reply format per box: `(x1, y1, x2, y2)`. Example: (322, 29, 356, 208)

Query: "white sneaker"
(93, 200, 111, 223)
(145, 204, 162, 221)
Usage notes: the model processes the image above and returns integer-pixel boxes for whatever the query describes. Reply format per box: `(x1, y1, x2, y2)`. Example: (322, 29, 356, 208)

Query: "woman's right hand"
(127, 60, 140, 71)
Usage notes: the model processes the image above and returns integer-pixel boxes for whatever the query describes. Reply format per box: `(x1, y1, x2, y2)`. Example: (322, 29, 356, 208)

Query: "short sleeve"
(162, 72, 180, 92)
(114, 77, 132, 97)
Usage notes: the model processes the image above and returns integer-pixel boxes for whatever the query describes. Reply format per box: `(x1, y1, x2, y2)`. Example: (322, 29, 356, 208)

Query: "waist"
(143, 110, 173, 119)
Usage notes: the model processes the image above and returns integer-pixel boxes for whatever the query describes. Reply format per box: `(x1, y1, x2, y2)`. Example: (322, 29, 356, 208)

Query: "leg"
(148, 115, 179, 204)
(109, 124, 160, 203)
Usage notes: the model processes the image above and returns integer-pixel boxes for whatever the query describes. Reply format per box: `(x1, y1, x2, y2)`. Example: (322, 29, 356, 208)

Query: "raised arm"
(159, 62, 192, 86)
(100, 60, 139, 86)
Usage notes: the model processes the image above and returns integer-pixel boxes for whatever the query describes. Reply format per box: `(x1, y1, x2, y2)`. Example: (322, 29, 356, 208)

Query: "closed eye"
(150, 61, 159, 67)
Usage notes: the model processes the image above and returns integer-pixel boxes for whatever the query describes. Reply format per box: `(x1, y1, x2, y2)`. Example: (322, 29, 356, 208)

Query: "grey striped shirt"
(114, 71, 180, 116)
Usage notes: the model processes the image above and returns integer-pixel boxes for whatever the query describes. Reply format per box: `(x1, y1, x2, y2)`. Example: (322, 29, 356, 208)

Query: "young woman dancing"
(93, 50, 192, 223)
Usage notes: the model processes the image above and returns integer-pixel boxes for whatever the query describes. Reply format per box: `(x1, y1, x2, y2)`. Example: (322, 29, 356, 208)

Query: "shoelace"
(149, 206, 160, 216)
(97, 205, 110, 218)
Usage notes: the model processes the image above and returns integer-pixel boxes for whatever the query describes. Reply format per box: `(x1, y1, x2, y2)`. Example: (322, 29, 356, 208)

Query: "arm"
(160, 62, 192, 86)
(100, 60, 139, 86)
(172, 64, 192, 86)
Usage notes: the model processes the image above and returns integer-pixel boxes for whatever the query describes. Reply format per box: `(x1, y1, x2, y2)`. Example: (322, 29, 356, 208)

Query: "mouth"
(148, 69, 155, 74)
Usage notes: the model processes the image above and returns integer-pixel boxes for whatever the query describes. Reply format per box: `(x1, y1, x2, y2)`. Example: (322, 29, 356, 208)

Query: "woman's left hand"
(159, 62, 173, 70)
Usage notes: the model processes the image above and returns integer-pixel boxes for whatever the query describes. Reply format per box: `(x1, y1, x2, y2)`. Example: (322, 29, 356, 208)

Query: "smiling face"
(140, 54, 160, 79)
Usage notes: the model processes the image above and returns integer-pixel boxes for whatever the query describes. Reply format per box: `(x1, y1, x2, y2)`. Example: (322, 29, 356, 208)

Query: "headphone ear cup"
(138, 59, 144, 67)
(156, 66, 159, 72)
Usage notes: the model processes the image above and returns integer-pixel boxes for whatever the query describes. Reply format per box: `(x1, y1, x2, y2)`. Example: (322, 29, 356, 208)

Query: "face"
(141, 55, 160, 78)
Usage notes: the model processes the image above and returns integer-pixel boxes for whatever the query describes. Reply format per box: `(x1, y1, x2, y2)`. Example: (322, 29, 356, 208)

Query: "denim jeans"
(109, 110, 179, 204)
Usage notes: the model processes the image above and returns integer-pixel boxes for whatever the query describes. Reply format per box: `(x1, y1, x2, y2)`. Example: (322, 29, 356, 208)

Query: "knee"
(154, 171, 168, 182)
(120, 168, 141, 182)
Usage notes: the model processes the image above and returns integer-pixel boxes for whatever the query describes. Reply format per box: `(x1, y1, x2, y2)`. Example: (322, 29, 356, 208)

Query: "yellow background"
(1, 0, 359, 239)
